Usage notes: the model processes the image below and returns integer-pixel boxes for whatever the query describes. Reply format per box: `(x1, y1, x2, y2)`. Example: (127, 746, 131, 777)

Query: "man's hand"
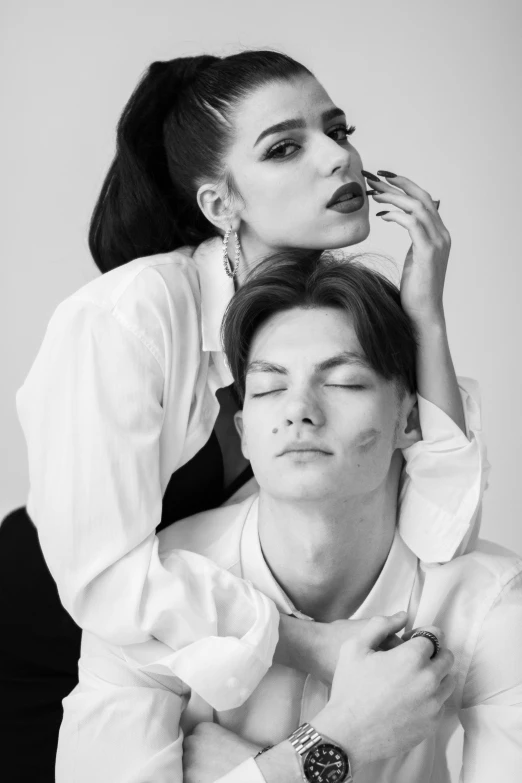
(312, 612, 455, 771)
(183, 722, 261, 783)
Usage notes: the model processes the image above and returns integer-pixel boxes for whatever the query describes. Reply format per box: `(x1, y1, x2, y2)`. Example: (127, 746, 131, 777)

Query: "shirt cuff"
(416, 375, 482, 445)
(214, 757, 267, 783)
(399, 376, 490, 563)
(122, 599, 280, 712)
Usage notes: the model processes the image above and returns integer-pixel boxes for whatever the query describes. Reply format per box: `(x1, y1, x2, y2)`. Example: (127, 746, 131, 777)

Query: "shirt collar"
(192, 236, 236, 353)
(239, 496, 419, 621)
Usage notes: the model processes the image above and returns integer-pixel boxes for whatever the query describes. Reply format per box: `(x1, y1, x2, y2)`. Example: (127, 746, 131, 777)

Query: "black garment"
(0, 429, 253, 783)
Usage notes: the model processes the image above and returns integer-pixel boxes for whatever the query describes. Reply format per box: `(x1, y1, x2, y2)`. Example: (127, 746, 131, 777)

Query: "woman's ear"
(395, 393, 422, 449)
(234, 411, 249, 459)
(196, 182, 241, 234)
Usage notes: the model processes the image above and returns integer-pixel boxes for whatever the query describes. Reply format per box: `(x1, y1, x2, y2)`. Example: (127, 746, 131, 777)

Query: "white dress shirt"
(56, 495, 522, 783)
(17, 237, 488, 711)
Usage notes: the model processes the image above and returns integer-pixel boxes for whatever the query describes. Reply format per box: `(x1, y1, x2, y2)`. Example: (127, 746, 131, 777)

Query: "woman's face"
(226, 73, 370, 257)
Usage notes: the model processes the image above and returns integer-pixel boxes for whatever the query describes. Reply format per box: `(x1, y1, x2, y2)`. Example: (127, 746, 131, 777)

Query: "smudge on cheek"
(354, 428, 381, 450)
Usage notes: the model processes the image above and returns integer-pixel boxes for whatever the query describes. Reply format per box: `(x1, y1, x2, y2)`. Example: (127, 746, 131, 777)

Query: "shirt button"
(239, 687, 250, 700)
(227, 676, 239, 689)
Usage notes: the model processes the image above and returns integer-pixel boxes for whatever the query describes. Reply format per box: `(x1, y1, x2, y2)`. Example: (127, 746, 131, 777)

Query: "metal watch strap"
(288, 722, 323, 756)
(288, 722, 353, 782)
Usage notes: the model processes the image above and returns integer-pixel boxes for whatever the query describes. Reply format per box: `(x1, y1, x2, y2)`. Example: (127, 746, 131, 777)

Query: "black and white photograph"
(1, 1, 521, 781)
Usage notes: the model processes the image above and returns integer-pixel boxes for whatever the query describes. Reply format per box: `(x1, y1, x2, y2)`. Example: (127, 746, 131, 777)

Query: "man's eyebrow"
(316, 352, 372, 373)
(246, 360, 288, 376)
(254, 107, 346, 147)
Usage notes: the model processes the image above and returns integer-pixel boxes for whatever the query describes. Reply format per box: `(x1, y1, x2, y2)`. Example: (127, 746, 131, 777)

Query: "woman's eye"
(328, 124, 356, 143)
(264, 140, 300, 160)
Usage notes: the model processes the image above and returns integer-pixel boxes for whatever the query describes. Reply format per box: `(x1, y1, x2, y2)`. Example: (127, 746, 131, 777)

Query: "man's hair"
(222, 250, 417, 403)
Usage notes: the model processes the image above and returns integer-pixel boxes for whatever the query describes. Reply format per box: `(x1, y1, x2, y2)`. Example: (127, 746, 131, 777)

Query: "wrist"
(311, 708, 364, 773)
(411, 311, 447, 339)
(275, 614, 319, 674)
(255, 740, 303, 782)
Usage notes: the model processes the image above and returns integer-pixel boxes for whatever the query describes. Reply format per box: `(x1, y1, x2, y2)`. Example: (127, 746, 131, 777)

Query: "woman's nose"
(317, 136, 352, 178)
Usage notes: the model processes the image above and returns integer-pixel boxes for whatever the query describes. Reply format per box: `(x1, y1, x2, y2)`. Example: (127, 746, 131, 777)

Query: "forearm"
(274, 614, 312, 670)
(255, 741, 303, 782)
(414, 316, 466, 434)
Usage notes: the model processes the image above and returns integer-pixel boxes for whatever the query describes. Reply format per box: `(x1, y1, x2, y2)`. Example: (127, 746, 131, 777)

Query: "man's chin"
(270, 480, 340, 504)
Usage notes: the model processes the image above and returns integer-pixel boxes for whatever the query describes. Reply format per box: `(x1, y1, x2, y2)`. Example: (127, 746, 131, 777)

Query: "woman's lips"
(326, 182, 365, 213)
(327, 195, 365, 214)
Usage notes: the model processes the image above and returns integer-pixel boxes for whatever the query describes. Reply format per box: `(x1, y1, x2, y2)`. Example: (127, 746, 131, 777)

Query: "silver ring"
(410, 629, 440, 659)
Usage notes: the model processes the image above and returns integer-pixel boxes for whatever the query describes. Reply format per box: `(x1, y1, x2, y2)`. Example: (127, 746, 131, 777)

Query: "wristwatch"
(288, 722, 353, 782)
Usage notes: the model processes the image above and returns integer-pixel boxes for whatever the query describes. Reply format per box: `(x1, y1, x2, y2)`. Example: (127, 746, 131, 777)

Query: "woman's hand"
(364, 170, 450, 327)
(276, 613, 402, 685)
(364, 169, 467, 432)
(183, 722, 261, 783)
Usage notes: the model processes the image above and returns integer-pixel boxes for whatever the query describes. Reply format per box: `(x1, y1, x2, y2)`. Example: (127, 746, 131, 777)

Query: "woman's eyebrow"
(254, 107, 346, 147)
(246, 359, 288, 376)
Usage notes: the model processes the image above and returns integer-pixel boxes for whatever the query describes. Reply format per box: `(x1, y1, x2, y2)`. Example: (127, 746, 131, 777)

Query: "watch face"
(303, 743, 349, 782)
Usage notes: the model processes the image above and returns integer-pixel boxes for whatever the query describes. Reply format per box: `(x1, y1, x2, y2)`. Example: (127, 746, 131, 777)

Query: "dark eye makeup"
(263, 124, 356, 161)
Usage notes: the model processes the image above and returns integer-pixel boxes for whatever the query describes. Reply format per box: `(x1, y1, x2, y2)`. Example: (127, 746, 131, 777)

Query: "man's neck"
(257, 452, 403, 622)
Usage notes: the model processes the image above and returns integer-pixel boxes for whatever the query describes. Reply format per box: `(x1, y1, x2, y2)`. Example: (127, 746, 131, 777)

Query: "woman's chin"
(326, 214, 371, 249)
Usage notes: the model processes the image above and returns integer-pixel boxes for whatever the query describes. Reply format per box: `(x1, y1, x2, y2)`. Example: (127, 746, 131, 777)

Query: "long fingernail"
(366, 189, 378, 195)
(362, 169, 380, 182)
(434, 199, 440, 210)
(377, 170, 396, 178)
(376, 210, 389, 216)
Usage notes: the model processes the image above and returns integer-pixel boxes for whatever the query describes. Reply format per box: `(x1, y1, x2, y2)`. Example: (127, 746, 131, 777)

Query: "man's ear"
(395, 393, 422, 449)
(234, 411, 249, 460)
(196, 182, 241, 234)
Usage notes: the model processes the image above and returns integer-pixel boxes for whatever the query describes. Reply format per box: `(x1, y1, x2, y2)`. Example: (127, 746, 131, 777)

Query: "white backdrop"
(2, 0, 521, 776)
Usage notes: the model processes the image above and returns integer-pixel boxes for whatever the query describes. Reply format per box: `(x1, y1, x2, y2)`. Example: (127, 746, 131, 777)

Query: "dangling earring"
(222, 227, 241, 278)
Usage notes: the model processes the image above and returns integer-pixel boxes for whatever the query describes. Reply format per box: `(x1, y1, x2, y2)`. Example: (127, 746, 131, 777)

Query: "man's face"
(238, 306, 413, 503)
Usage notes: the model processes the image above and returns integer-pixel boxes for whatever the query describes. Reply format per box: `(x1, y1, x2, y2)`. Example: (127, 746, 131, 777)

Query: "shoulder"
(434, 543, 522, 709)
(158, 496, 256, 569)
(44, 247, 203, 374)
(423, 540, 522, 606)
(66, 246, 200, 314)
(420, 541, 522, 703)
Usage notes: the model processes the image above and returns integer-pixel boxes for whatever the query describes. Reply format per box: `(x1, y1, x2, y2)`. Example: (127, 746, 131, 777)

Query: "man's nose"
(283, 390, 325, 428)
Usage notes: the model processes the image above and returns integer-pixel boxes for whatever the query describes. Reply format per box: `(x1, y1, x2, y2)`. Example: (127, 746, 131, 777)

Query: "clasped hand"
(183, 613, 455, 780)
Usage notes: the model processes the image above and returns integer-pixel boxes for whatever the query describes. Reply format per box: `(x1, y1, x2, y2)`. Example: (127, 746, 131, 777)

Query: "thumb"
(358, 612, 408, 651)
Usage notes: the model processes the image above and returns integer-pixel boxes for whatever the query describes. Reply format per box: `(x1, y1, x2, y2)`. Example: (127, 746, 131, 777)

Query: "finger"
(375, 210, 433, 251)
(357, 612, 408, 650)
(437, 672, 456, 703)
(368, 172, 447, 237)
(371, 191, 440, 243)
(407, 625, 446, 661)
(402, 625, 445, 646)
(378, 632, 404, 651)
(375, 171, 440, 214)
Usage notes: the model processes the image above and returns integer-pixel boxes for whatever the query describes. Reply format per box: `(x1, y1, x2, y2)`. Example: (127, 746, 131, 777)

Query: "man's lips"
(277, 442, 333, 457)
(326, 181, 364, 208)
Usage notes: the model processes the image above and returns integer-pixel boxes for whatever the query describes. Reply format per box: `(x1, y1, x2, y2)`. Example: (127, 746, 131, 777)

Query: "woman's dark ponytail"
(89, 51, 311, 273)
(89, 57, 218, 272)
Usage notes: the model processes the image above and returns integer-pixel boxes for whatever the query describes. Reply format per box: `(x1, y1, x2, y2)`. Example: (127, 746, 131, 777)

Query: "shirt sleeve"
(56, 641, 266, 783)
(458, 570, 522, 782)
(215, 758, 267, 783)
(398, 376, 490, 563)
(56, 649, 188, 783)
(16, 275, 279, 712)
